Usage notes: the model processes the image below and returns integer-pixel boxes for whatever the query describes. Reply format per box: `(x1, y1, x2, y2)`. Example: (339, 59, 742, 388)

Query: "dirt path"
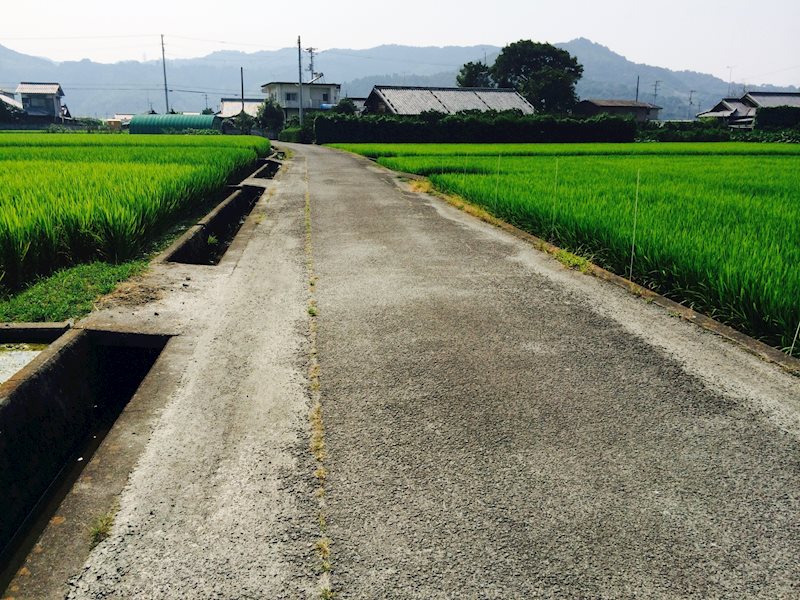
(13, 144, 799, 599)
(297, 143, 800, 598)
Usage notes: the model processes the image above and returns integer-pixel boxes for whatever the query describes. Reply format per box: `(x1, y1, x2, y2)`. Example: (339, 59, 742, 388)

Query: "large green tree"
(456, 61, 494, 88)
(490, 40, 583, 114)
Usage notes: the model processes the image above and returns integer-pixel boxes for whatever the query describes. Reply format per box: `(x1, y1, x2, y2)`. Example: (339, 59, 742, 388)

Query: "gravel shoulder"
(296, 143, 800, 599)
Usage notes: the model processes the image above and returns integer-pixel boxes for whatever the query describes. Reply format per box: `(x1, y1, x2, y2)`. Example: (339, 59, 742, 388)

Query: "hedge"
(313, 112, 637, 144)
(755, 106, 800, 131)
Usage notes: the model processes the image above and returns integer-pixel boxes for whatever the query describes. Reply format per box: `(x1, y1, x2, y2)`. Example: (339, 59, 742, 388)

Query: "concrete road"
(299, 144, 800, 598)
(21, 143, 799, 599)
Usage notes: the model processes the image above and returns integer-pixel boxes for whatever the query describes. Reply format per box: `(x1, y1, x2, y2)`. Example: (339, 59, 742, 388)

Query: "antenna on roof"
(306, 47, 320, 80)
(726, 66, 735, 96)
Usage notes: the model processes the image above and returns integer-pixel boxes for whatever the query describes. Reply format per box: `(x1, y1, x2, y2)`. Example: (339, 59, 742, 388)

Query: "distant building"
(218, 98, 264, 119)
(346, 97, 367, 113)
(261, 82, 341, 120)
(574, 99, 661, 122)
(16, 82, 68, 120)
(364, 86, 535, 115)
(697, 91, 800, 128)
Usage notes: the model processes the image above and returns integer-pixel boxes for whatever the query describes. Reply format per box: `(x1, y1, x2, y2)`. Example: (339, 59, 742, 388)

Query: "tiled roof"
(369, 86, 535, 115)
(16, 82, 64, 96)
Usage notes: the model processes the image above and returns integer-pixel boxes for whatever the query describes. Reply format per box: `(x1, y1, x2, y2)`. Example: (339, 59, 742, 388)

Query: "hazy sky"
(2, 0, 799, 86)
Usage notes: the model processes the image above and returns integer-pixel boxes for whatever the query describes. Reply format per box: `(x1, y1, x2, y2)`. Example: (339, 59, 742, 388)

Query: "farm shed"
(575, 99, 661, 122)
(697, 92, 800, 128)
(364, 86, 535, 115)
(130, 114, 222, 134)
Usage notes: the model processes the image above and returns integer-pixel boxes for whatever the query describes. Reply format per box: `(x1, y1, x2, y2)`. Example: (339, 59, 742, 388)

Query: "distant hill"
(0, 39, 796, 119)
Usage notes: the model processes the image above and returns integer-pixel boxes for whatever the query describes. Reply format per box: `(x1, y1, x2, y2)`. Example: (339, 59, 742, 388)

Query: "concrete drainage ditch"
(162, 184, 263, 265)
(0, 329, 170, 588)
(0, 155, 282, 591)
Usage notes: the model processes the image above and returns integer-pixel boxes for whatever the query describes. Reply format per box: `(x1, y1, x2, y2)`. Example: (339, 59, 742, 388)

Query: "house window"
(30, 97, 47, 107)
(285, 92, 297, 103)
(322, 92, 329, 102)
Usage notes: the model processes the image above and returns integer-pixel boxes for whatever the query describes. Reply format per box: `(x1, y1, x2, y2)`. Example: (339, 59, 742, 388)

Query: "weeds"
(88, 511, 116, 549)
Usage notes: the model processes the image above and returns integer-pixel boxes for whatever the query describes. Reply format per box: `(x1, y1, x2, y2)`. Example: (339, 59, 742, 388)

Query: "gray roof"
(16, 82, 64, 96)
(0, 93, 23, 111)
(582, 99, 661, 109)
(744, 92, 800, 108)
(218, 98, 264, 118)
(368, 86, 535, 115)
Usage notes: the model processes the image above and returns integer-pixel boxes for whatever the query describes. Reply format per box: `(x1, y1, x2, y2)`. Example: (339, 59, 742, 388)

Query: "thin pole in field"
(494, 153, 501, 211)
(790, 320, 800, 357)
(628, 169, 641, 282)
(550, 158, 560, 239)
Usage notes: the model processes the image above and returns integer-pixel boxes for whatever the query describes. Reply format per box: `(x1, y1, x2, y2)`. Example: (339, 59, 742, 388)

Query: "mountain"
(0, 40, 796, 119)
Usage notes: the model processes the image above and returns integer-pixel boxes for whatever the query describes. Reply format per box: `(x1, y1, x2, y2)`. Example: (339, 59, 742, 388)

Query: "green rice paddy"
(333, 142, 800, 356)
(0, 133, 270, 290)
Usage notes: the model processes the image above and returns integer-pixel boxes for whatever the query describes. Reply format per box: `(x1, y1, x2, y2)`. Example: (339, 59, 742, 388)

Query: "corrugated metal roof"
(218, 98, 263, 118)
(745, 92, 800, 108)
(370, 86, 534, 115)
(16, 82, 64, 96)
(375, 87, 448, 114)
(129, 114, 222, 134)
(474, 90, 535, 113)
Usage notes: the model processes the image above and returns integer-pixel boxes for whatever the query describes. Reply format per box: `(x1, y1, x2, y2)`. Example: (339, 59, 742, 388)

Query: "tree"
(491, 40, 583, 114)
(256, 98, 284, 135)
(332, 98, 358, 114)
(201, 107, 215, 115)
(234, 111, 256, 135)
(456, 61, 494, 88)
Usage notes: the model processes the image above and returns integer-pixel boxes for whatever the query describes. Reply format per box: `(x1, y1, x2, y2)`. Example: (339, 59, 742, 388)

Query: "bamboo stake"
(790, 320, 800, 357)
(629, 169, 641, 282)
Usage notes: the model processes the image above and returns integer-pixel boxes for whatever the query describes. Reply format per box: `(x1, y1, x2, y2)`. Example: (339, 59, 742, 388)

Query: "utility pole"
(652, 80, 662, 106)
(298, 36, 304, 126)
(635, 75, 640, 102)
(688, 90, 696, 120)
(161, 34, 170, 113)
(240, 66, 245, 113)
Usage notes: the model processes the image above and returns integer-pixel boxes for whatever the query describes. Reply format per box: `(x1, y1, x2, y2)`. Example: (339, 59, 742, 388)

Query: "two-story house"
(261, 81, 341, 120)
(15, 82, 66, 121)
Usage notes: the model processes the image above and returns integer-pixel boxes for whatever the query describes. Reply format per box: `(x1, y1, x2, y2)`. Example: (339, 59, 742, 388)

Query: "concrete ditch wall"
(0, 330, 168, 558)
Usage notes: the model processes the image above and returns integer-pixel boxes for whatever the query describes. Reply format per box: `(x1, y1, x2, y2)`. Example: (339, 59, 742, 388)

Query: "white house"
(260, 81, 341, 120)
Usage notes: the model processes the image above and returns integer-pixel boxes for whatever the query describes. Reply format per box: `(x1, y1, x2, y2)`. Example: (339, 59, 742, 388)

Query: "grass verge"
(0, 260, 148, 322)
